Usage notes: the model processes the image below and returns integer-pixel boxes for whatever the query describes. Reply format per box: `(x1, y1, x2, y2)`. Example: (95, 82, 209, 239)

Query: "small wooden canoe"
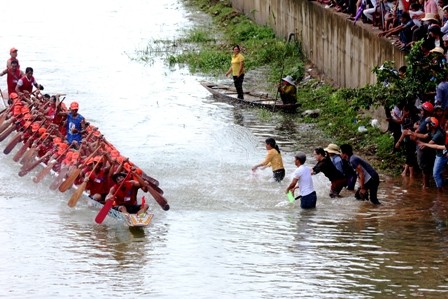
(200, 81, 300, 113)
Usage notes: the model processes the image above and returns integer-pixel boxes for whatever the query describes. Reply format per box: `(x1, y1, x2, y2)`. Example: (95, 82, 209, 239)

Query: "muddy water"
(0, 0, 447, 298)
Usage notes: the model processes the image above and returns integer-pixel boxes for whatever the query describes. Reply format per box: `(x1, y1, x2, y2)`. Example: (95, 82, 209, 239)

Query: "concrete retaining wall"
(231, 0, 407, 88)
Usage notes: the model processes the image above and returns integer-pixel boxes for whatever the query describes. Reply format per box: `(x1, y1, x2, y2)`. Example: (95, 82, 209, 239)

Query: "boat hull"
(200, 81, 300, 112)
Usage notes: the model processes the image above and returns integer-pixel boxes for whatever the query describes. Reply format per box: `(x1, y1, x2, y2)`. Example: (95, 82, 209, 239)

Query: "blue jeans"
(433, 155, 448, 188)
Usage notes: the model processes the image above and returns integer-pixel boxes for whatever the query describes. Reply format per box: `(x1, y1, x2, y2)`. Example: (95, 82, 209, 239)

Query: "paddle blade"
(3, 133, 22, 154)
(95, 199, 114, 224)
(19, 156, 45, 177)
(287, 191, 295, 203)
(0, 124, 16, 142)
(68, 181, 87, 207)
(13, 143, 29, 162)
(20, 147, 36, 166)
(33, 160, 56, 184)
(59, 168, 81, 192)
(49, 166, 69, 190)
(146, 184, 170, 211)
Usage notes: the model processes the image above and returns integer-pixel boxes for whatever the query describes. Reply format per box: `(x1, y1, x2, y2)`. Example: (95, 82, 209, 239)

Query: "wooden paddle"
(142, 172, 160, 187)
(18, 151, 52, 177)
(67, 154, 104, 207)
(13, 136, 35, 162)
(20, 125, 54, 167)
(0, 105, 13, 128)
(58, 145, 102, 192)
(134, 172, 169, 211)
(0, 122, 17, 142)
(95, 171, 132, 224)
(33, 143, 72, 184)
(3, 131, 23, 154)
(146, 183, 170, 211)
(9, 115, 47, 160)
(49, 165, 70, 190)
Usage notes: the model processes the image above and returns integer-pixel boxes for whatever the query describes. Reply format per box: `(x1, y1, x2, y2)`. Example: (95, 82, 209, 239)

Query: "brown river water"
(0, 1, 447, 298)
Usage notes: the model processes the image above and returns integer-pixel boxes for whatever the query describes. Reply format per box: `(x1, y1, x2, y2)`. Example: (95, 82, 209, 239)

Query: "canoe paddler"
(85, 156, 113, 204)
(106, 170, 149, 215)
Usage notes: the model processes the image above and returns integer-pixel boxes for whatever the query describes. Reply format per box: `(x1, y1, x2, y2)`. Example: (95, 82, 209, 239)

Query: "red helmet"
(421, 102, 434, 113)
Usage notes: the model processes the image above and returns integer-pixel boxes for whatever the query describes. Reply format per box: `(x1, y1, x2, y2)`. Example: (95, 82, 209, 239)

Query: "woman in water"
(252, 138, 285, 182)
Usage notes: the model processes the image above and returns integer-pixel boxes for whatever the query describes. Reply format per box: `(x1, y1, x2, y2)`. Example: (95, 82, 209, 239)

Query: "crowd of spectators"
(318, 0, 448, 53)
(312, 0, 448, 192)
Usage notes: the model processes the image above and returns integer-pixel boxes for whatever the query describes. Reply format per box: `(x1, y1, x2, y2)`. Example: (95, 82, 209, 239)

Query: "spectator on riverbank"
(340, 144, 381, 205)
(441, 5, 448, 34)
(412, 117, 445, 191)
(409, 102, 435, 188)
(379, 12, 414, 50)
(411, 13, 439, 44)
(395, 104, 419, 177)
(424, 0, 439, 16)
(409, 3, 425, 28)
(278, 75, 297, 104)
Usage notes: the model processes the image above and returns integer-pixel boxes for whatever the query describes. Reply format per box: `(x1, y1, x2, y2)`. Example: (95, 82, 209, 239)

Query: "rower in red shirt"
(15, 67, 44, 97)
(106, 170, 149, 215)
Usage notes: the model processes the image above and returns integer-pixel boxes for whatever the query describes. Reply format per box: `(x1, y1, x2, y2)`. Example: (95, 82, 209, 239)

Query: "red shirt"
(6, 68, 22, 95)
(113, 181, 138, 206)
(86, 168, 110, 196)
(17, 75, 36, 93)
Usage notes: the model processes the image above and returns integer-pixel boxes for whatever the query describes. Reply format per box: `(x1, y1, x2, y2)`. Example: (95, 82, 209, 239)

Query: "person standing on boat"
(278, 75, 297, 105)
(6, 47, 19, 70)
(0, 60, 23, 102)
(285, 152, 317, 209)
(225, 45, 245, 100)
(64, 101, 86, 148)
(107, 171, 149, 215)
(252, 137, 285, 182)
(15, 67, 44, 96)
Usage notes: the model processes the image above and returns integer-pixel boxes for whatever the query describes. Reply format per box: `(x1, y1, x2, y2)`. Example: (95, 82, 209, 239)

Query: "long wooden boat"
(200, 81, 300, 112)
(0, 90, 161, 228)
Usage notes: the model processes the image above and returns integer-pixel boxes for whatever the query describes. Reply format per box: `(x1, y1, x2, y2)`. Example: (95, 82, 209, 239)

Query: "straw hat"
(421, 13, 437, 22)
(324, 143, 341, 155)
(282, 75, 296, 86)
(430, 46, 444, 54)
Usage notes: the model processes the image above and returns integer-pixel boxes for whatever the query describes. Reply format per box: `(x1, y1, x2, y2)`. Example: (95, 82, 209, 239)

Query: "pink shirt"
(424, 0, 438, 14)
